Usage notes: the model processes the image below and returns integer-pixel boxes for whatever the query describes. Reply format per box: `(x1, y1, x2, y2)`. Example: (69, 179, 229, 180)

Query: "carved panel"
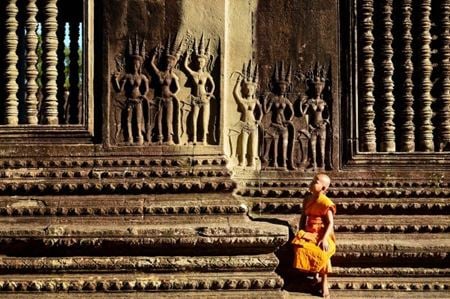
(111, 32, 220, 147)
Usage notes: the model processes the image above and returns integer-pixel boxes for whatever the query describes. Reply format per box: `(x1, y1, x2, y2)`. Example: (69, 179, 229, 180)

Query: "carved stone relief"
(260, 62, 296, 170)
(229, 60, 262, 169)
(111, 33, 219, 146)
(299, 63, 331, 170)
(112, 35, 149, 145)
(182, 34, 217, 145)
(228, 60, 332, 171)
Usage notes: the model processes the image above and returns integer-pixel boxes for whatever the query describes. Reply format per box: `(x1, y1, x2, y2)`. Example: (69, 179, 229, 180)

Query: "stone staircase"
(0, 153, 287, 297)
(238, 174, 450, 298)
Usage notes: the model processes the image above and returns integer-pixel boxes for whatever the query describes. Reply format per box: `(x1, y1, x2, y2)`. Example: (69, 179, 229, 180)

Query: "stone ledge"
(238, 187, 450, 198)
(251, 213, 450, 233)
(0, 254, 279, 274)
(0, 272, 284, 293)
(0, 221, 289, 255)
(0, 194, 248, 217)
(287, 290, 449, 298)
(247, 197, 450, 214)
(328, 277, 450, 291)
(331, 267, 450, 277)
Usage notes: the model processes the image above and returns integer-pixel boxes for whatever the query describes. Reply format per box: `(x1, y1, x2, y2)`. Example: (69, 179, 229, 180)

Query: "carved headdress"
(273, 61, 292, 85)
(306, 62, 327, 84)
(164, 34, 183, 63)
(194, 33, 211, 60)
(128, 34, 146, 63)
(242, 59, 259, 86)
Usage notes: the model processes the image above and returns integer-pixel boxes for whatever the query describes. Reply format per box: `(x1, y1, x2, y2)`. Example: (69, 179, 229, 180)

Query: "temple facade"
(0, 0, 448, 297)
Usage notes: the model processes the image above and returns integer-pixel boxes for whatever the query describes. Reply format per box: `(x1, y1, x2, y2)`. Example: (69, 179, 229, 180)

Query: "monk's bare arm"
(318, 209, 334, 251)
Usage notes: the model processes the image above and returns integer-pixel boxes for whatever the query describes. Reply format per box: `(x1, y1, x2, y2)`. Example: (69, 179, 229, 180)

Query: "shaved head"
(316, 173, 331, 190)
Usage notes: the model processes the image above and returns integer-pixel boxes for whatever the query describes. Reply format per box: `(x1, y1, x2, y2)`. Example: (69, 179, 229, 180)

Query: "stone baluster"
(437, 0, 450, 151)
(25, 0, 39, 125)
(42, 0, 59, 125)
(5, 0, 19, 125)
(398, 0, 415, 152)
(69, 21, 80, 124)
(359, 0, 377, 152)
(379, 0, 395, 152)
(416, 0, 434, 151)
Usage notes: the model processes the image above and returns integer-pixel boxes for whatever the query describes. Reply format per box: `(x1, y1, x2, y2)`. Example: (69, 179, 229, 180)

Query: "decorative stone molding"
(332, 267, 450, 277)
(328, 279, 449, 291)
(0, 255, 278, 273)
(0, 180, 235, 196)
(249, 199, 449, 214)
(0, 274, 283, 292)
(0, 204, 247, 217)
(0, 224, 288, 250)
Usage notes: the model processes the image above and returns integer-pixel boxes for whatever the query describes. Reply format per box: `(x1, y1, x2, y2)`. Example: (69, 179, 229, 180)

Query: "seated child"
(292, 173, 336, 298)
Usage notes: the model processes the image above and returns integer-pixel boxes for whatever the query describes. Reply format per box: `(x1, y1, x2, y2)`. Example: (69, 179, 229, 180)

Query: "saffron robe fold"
(292, 193, 336, 274)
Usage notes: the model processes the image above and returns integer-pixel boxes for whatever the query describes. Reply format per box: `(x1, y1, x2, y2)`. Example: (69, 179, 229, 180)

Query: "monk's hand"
(318, 238, 329, 251)
(303, 232, 318, 242)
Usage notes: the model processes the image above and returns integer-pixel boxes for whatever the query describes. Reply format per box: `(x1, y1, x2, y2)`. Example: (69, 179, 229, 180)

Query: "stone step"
(332, 233, 449, 267)
(246, 196, 450, 215)
(0, 291, 283, 298)
(250, 213, 450, 233)
(0, 290, 447, 298)
(336, 215, 450, 233)
(0, 219, 288, 256)
(328, 276, 450, 292)
(236, 186, 450, 199)
(0, 254, 278, 274)
(0, 272, 283, 293)
(276, 233, 449, 269)
(331, 267, 450, 277)
(0, 194, 247, 217)
(286, 290, 450, 298)
(284, 276, 450, 296)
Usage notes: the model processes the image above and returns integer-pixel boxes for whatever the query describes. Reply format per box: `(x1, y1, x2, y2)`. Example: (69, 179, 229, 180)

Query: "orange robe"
(292, 193, 336, 274)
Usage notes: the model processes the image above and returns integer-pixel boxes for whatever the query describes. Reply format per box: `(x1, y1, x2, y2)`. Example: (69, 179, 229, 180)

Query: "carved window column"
(398, 0, 414, 152)
(436, 0, 450, 151)
(5, 0, 19, 125)
(25, 0, 39, 125)
(42, 0, 59, 125)
(379, 0, 395, 152)
(359, 0, 376, 152)
(416, 0, 434, 152)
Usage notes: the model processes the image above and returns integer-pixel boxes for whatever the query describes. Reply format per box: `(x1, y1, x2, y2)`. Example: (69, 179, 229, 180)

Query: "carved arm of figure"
(263, 94, 273, 114)
(172, 72, 181, 101)
(233, 76, 243, 106)
(255, 98, 263, 125)
(151, 51, 161, 77)
(206, 72, 215, 97)
(299, 96, 309, 116)
(140, 75, 150, 102)
(111, 72, 125, 93)
(184, 50, 195, 76)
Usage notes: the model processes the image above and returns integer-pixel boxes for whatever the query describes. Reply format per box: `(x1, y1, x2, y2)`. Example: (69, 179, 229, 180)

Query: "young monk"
(292, 173, 336, 298)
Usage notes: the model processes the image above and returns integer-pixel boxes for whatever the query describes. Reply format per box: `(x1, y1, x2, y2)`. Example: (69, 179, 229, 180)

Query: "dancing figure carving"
(151, 37, 182, 145)
(112, 35, 149, 145)
(300, 63, 330, 170)
(229, 60, 262, 168)
(182, 34, 216, 145)
(261, 62, 295, 170)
